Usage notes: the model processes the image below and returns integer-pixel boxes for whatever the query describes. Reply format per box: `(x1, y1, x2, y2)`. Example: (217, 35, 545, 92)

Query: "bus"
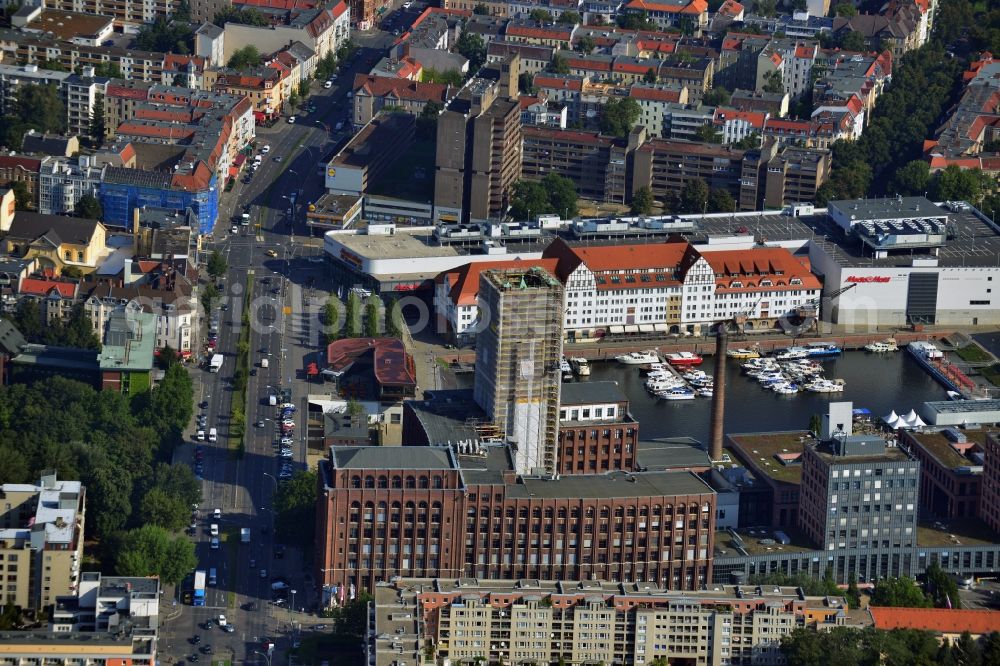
(193, 570, 206, 606)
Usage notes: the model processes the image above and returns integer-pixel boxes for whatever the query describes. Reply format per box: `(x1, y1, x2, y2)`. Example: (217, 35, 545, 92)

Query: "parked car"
(323, 80, 332, 89)
(288, 116, 296, 123)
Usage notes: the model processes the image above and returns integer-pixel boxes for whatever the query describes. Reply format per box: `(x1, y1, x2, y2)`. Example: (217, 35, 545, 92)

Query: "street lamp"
(290, 589, 297, 614)
(251, 649, 272, 666)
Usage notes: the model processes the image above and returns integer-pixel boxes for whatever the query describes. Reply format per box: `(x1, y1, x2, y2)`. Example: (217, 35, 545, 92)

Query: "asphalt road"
(158, 29, 396, 665)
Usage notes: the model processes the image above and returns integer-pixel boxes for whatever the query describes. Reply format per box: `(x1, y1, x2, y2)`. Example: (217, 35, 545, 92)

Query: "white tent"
(909, 414, 926, 428)
(903, 409, 919, 423)
(883, 410, 899, 426)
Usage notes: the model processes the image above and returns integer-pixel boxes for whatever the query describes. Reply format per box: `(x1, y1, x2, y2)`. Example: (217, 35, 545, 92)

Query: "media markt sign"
(846, 276, 891, 283)
(327, 167, 337, 177)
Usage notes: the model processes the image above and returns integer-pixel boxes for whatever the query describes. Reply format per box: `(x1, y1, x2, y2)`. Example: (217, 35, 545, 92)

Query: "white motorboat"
(696, 387, 714, 397)
(659, 387, 696, 401)
(570, 357, 591, 376)
(865, 338, 899, 353)
(727, 348, 760, 359)
(616, 350, 660, 365)
(560, 357, 572, 373)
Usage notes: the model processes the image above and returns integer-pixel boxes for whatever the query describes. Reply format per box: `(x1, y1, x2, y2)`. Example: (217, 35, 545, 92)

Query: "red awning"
(234, 153, 247, 166)
(228, 166, 239, 178)
(306, 363, 319, 376)
(181, 350, 193, 358)
(254, 111, 268, 122)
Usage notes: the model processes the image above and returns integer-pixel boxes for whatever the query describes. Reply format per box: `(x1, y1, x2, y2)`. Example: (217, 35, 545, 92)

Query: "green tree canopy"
(631, 186, 654, 215)
(364, 298, 380, 337)
(576, 35, 596, 54)
(17, 84, 66, 134)
(274, 470, 317, 548)
(695, 123, 722, 143)
(89, 93, 106, 145)
(386, 297, 404, 338)
(227, 45, 262, 70)
(134, 18, 194, 54)
(509, 173, 578, 220)
(599, 97, 641, 137)
(529, 8, 553, 21)
(115, 524, 197, 583)
(550, 53, 570, 74)
(457, 31, 487, 72)
(930, 165, 992, 204)
(678, 177, 709, 213)
(214, 6, 269, 26)
(6, 181, 30, 210)
(557, 10, 581, 23)
(345, 292, 362, 338)
(617, 12, 656, 30)
(76, 193, 102, 220)
(834, 2, 857, 16)
(840, 30, 867, 52)
(891, 159, 930, 196)
(207, 249, 228, 279)
(422, 68, 464, 85)
(707, 187, 736, 213)
(871, 576, 932, 608)
(762, 70, 784, 94)
(323, 295, 341, 344)
(702, 86, 731, 106)
(473, 3, 490, 13)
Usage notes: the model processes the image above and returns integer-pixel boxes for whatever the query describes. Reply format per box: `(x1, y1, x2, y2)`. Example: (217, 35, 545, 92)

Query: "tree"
(456, 31, 487, 72)
(16, 84, 66, 134)
(6, 181, 30, 210)
(422, 68, 464, 86)
(617, 12, 656, 30)
(557, 10, 581, 23)
(315, 51, 337, 80)
(298, 79, 310, 97)
(345, 292, 362, 338)
(509, 180, 550, 220)
(288, 91, 300, 109)
(631, 186, 654, 215)
(695, 123, 722, 143)
(982, 632, 1000, 665)
(273, 469, 317, 548)
(529, 8, 553, 22)
(840, 30, 866, 52)
(227, 45, 262, 70)
(323, 296, 341, 344)
(702, 86, 731, 106)
(762, 70, 784, 94)
(157, 344, 179, 370)
(545, 172, 579, 219)
(473, 2, 489, 14)
(92, 62, 122, 78)
(139, 486, 189, 531)
(930, 165, 991, 204)
(417, 100, 443, 138)
(870, 576, 931, 608)
(678, 178, 709, 213)
(214, 6, 269, 26)
(707, 187, 736, 213)
(756, 0, 777, 16)
(115, 525, 197, 584)
(89, 93, 106, 145)
(924, 562, 961, 609)
(75, 193, 102, 220)
(599, 97, 641, 137)
(643, 67, 658, 83)
(11, 300, 42, 341)
(386, 297, 404, 338)
(200, 282, 219, 315)
(134, 18, 194, 54)
(576, 35, 596, 54)
(364, 298, 380, 337)
(207, 250, 228, 279)
(550, 53, 569, 75)
(891, 159, 930, 196)
(833, 2, 856, 16)
(953, 632, 981, 666)
(845, 573, 862, 609)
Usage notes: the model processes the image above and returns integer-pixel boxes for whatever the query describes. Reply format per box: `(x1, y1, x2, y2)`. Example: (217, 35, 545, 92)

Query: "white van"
(208, 428, 218, 442)
(196, 429, 205, 441)
(210, 523, 219, 536)
(208, 568, 217, 586)
(261, 358, 269, 369)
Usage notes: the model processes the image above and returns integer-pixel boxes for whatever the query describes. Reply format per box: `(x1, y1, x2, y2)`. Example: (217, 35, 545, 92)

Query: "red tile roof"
(701, 248, 820, 292)
(629, 85, 683, 102)
(325, 337, 416, 387)
(534, 75, 584, 91)
(352, 74, 449, 103)
(331, 0, 348, 18)
(507, 24, 574, 40)
(869, 607, 1000, 635)
(19, 278, 77, 299)
(237, 0, 316, 9)
(0, 156, 42, 172)
(794, 44, 815, 59)
(717, 0, 743, 15)
(543, 236, 690, 277)
(624, 0, 707, 13)
(715, 108, 768, 128)
(442, 258, 561, 306)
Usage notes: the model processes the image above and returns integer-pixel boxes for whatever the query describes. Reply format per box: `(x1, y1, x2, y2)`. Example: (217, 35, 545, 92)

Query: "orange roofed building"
(869, 607, 1000, 642)
(621, 0, 709, 34)
(432, 237, 822, 342)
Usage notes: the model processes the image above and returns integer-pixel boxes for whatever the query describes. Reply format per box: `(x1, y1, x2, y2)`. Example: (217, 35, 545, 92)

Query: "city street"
(158, 34, 394, 664)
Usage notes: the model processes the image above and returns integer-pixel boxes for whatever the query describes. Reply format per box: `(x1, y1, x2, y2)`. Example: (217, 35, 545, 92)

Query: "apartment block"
(0, 473, 85, 611)
(978, 433, 1000, 534)
(521, 126, 619, 201)
(434, 78, 521, 224)
(351, 74, 451, 127)
(0, 157, 41, 210)
(51, 572, 160, 632)
(739, 141, 831, 210)
(38, 157, 103, 216)
(557, 381, 639, 475)
(368, 578, 852, 666)
(0, 30, 166, 83)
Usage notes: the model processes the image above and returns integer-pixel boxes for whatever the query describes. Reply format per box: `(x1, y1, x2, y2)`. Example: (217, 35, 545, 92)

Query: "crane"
(778, 283, 857, 336)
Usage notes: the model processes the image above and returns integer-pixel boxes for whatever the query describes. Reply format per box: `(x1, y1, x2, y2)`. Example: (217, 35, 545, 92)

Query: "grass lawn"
(982, 363, 1000, 387)
(955, 344, 993, 363)
(229, 273, 255, 457)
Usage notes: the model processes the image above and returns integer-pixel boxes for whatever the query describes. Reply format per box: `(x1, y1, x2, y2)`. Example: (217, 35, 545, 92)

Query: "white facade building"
(83, 285, 197, 352)
(38, 157, 104, 216)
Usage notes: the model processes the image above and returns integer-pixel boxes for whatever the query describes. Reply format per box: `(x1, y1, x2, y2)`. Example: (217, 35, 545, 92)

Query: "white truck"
(241, 528, 250, 544)
(209, 354, 223, 372)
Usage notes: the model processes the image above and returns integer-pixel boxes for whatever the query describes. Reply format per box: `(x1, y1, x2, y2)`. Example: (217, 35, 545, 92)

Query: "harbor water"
(579, 350, 949, 444)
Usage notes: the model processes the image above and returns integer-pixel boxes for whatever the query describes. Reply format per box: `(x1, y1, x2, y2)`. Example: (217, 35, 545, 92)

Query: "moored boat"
(665, 352, 704, 367)
(616, 350, 660, 365)
(727, 348, 761, 359)
(570, 357, 591, 376)
(865, 338, 899, 353)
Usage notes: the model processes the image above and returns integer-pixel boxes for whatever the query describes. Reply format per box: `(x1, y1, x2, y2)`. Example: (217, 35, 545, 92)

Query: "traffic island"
(230, 272, 255, 458)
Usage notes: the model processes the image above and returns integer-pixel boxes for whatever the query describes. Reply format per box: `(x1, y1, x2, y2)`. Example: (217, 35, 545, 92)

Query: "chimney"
(709, 326, 727, 461)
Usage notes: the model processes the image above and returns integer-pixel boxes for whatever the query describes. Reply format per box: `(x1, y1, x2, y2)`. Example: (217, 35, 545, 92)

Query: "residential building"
(434, 78, 522, 224)
(520, 95, 569, 129)
(83, 280, 197, 353)
(504, 20, 576, 49)
(194, 23, 225, 67)
(628, 83, 691, 137)
(0, 472, 85, 611)
(325, 112, 416, 196)
(831, 0, 930, 60)
(620, 0, 709, 34)
(64, 72, 110, 138)
(315, 443, 717, 594)
(205, 68, 286, 125)
(520, 126, 623, 201)
(738, 141, 831, 209)
(96, 308, 156, 393)
(21, 133, 80, 159)
(473, 267, 563, 476)
(486, 41, 553, 76)
(902, 429, 986, 521)
(220, 2, 350, 63)
(0, 256, 36, 314)
(0, 157, 42, 210)
(368, 578, 853, 666)
(713, 108, 768, 145)
(38, 157, 103, 216)
(868, 607, 1000, 643)
(325, 337, 417, 402)
(14, 278, 80, 326)
(50, 572, 160, 633)
(351, 74, 451, 127)
(632, 136, 748, 205)
(41, 0, 183, 27)
(925, 54, 1000, 173)
(0, 29, 167, 83)
(0, 64, 71, 119)
(557, 381, 640, 475)
(0, 207, 108, 275)
(731, 87, 789, 117)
